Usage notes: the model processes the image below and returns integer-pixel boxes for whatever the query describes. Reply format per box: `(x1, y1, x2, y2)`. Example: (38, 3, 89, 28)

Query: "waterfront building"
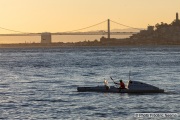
(176, 12, 179, 22)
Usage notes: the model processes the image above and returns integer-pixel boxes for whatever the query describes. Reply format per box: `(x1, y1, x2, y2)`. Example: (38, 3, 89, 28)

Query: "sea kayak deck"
(77, 86, 164, 93)
(77, 80, 164, 93)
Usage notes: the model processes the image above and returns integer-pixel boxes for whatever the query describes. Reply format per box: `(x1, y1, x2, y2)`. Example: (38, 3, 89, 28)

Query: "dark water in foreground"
(0, 46, 179, 119)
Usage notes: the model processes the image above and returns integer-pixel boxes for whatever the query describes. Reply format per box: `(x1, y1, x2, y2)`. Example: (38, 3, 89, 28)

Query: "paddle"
(110, 77, 118, 87)
(110, 77, 115, 83)
(129, 70, 131, 80)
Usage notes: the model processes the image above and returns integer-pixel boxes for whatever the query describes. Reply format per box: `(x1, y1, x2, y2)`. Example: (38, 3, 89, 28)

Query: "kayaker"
(104, 79, 109, 90)
(114, 80, 125, 89)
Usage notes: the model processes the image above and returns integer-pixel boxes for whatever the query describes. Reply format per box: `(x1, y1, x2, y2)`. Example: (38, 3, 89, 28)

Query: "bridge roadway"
(0, 32, 138, 36)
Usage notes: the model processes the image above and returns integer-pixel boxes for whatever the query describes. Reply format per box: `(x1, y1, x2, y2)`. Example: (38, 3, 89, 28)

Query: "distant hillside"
(87, 28, 144, 33)
(111, 28, 144, 32)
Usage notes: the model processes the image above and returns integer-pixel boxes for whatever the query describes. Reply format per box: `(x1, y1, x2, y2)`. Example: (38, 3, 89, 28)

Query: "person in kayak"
(104, 79, 110, 90)
(114, 80, 125, 89)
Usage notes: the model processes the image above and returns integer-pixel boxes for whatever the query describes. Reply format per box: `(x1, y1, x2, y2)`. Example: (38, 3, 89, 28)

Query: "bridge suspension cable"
(0, 20, 107, 34)
(0, 26, 32, 34)
(0, 19, 142, 34)
(63, 20, 107, 32)
(110, 20, 143, 31)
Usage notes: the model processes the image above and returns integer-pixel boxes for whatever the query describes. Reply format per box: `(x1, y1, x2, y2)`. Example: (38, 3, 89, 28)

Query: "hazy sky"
(0, 0, 180, 34)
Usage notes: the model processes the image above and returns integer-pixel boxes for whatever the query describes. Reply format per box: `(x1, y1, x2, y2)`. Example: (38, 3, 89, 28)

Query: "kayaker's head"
(119, 80, 122, 82)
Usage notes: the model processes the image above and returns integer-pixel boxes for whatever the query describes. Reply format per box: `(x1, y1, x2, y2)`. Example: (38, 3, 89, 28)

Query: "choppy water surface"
(0, 46, 179, 119)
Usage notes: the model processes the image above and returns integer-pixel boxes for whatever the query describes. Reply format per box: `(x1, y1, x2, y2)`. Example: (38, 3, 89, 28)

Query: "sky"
(0, 0, 180, 34)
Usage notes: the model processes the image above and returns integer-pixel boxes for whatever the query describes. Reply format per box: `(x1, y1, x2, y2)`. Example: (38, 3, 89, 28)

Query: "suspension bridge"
(0, 19, 141, 38)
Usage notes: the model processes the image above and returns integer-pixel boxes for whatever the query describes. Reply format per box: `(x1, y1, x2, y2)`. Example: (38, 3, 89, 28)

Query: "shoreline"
(0, 41, 180, 48)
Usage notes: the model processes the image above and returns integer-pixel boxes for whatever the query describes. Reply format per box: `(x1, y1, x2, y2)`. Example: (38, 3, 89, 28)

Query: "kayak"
(77, 80, 164, 93)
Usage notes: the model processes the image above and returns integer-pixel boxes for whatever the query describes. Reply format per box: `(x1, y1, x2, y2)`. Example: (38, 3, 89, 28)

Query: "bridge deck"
(0, 32, 137, 36)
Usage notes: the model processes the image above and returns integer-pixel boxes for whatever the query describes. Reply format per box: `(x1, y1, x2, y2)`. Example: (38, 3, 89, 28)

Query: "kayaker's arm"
(114, 82, 119, 84)
(110, 77, 119, 85)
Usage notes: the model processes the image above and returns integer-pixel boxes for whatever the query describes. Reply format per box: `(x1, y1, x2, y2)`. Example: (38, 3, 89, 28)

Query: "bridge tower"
(108, 19, 110, 39)
(41, 32, 51, 44)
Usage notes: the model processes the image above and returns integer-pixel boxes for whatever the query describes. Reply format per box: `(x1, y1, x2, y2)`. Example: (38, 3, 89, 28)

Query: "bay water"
(0, 46, 179, 119)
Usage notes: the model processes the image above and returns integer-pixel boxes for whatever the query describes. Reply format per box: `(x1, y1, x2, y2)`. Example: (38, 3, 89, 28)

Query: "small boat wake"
(163, 91, 179, 95)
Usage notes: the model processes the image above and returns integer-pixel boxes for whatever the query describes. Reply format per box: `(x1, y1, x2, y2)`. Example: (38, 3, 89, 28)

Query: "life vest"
(120, 82, 125, 89)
